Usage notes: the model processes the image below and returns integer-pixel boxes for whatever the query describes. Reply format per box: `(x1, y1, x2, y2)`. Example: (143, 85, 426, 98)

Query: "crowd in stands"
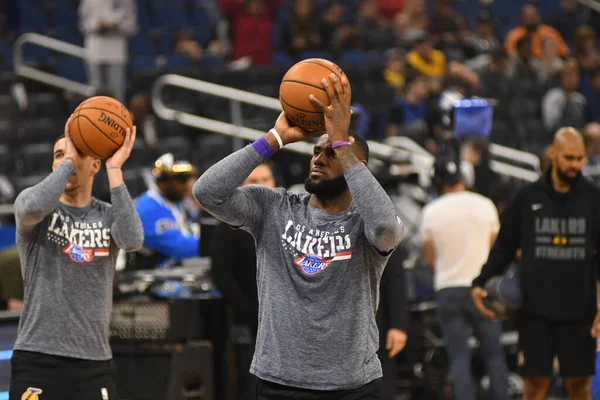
(0, 0, 599, 202)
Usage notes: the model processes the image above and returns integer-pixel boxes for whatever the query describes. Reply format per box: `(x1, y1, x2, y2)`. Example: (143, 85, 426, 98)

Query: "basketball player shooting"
(9, 116, 143, 400)
(194, 73, 405, 399)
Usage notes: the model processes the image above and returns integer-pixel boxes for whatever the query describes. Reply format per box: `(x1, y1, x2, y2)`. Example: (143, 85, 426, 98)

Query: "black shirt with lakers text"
(473, 170, 600, 321)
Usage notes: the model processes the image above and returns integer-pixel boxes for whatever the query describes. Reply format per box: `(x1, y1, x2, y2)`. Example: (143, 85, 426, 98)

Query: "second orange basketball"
(279, 58, 351, 131)
(69, 96, 134, 159)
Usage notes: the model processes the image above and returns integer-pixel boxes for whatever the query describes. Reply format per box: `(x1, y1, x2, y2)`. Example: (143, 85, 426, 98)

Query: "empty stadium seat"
(159, 135, 193, 160)
(0, 95, 17, 120)
(273, 52, 294, 69)
(21, 44, 51, 67)
(201, 55, 226, 69)
(0, 144, 13, 174)
(166, 54, 193, 70)
(57, 56, 88, 83)
(18, 4, 49, 33)
(55, 31, 84, 47)
(153, 5, 190, 30)
(0, 39, 12, 70)
(123, 168, 148, 198)
(17, 143, 54, 175)
(0, 120, 15, 145)
(17, 118, 63, 144)
(129, 34, 157, 56)
(189, 9, 213, 46)
(136, 4, 154, 31)
(52, 3, 79, 33)
(130, 55, 158, 71)
(340, 50, 372, 66)
(27, 92, 68, 119)
(127, 139, 156, 168)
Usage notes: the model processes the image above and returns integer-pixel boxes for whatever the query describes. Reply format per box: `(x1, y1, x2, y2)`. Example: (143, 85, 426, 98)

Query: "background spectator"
(220, 0, 282, 65)
(406, 33, 447, 79)
(542, 60, 587, 133)
(78, 0, 137, 102)
(583, 122, 600, 183)
(573, 26, 600, 75)
(393, 0, 429, 46)
(319, 1, 362, 56)
(283, 0, 322, 58)
(382, 48, 406, 96)
(386, 73, 432, 144)
(582, 66, 600, 122)
(357, 0, 395, 52)
(547, 0, 590, 48)
(173, 31, 204, 62)
(504, 4, 569, 59)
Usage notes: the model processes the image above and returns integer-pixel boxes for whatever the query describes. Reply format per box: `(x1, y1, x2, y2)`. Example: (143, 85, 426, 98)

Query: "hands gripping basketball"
(274, 73, 352, 146)
(63, 115, 81, 163)
(273, 112, 322, 146)
(106, 126, 136, 170)
(309, 73, 352, 143)
(64, 113, 136, 170)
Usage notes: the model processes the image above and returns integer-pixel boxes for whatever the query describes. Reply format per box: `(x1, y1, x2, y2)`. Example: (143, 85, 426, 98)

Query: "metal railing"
(9, 32, 540, 184)
(13, 32, 96, 96)
(579, 0, 600, 13)
(152, 74, 540, 182)
(150, 74, 421, 166)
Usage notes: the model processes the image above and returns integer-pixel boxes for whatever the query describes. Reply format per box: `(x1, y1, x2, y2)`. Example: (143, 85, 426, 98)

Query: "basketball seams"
(78, 114, 123, 148)
(76, 96, 112, 111)
(279, 59, 350, 130)
(76, 114, 105, 159)
(281, 80, 327, 92)
(279, 96, 323, 114)
(297, 60, 343, 78)
(76, 106, 132, 127)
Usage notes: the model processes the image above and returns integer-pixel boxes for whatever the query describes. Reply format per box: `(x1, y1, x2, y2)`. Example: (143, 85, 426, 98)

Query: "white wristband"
(269, 128, 284, 150)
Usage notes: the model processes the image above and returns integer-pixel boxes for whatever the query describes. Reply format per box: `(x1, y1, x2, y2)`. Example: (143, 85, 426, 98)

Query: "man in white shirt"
(79, 0, 137, 102)
(421, 156, 509, 400)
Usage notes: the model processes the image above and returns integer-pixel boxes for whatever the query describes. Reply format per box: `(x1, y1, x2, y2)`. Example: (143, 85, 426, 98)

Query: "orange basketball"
(68, 96, 134, 159)
(279, 58, 351, 131)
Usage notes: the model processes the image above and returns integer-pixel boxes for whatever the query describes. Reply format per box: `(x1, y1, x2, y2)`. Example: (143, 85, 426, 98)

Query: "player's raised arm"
(15, 118, 78, 231)
(193, 112, 320, 228)
(105, 127, 144, 252)
(309, 74, 404, 255)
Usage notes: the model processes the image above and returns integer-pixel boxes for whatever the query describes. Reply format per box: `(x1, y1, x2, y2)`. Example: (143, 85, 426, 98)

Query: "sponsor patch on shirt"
(293, 251, 352, 275)
(62, 243, 94, 263)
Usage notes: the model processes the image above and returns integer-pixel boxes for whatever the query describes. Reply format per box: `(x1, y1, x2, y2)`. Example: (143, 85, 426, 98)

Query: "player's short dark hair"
(54, 134, 65, 145)
(350, 131, 369, 162)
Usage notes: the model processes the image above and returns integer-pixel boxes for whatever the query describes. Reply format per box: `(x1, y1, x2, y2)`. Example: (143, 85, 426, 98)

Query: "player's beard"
(304, 174, 348, 200)
(556, 166, 582, 184)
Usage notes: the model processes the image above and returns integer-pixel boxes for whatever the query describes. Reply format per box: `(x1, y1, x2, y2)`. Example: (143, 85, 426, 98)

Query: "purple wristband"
(252, 137, 274, 159)
(331, 141, 352, 149)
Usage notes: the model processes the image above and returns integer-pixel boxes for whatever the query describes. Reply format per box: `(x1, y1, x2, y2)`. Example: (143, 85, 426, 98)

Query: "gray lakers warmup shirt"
(194, 145, 404, 390)
(13, 161, 143, 360)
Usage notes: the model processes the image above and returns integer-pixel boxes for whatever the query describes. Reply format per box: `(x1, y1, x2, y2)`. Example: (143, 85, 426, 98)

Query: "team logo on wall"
(21, 387, 43, 400)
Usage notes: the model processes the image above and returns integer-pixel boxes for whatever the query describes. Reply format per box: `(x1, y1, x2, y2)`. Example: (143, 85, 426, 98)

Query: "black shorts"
(517, 315, 595, 378)
(256, 378, 381, 400)
(9, 350, 118, 400)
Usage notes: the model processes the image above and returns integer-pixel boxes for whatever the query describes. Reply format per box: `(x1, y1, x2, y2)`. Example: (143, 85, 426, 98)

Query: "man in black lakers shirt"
(472, 127, 600, 400)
